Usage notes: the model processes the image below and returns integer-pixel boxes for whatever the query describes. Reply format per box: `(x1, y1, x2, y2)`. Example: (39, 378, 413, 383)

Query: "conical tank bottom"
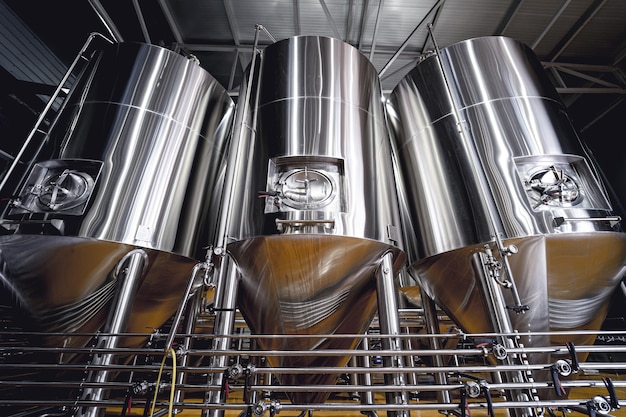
(411, 232, 626, 362)
(0, 234, 211, 352)
(546, 232, 626, 348)
(228, 234, 404, 404)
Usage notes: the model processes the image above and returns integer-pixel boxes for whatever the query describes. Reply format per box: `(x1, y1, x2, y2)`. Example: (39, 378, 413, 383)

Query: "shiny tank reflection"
(224, 35, 405, 404)
(0, 42, 234, 346)
(387, 36, 626, 350)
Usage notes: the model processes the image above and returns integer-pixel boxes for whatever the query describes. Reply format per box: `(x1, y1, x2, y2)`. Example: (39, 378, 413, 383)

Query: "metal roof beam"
(358, 0, 369, 50)
(88, 0, 124, 43)
(378, 0, 446, 78)
(531, 0, 571, 50)
(345, 0, 354, 43)
(369, 0, 385, 61)
(547, 0, 609, 62)
(223, 0, 247, 82)
(157, 0, 184, 45)
(319, 0, 342, 40)
(224, 0, 241, 47)
(420, 1, 444, 52)
(294, 0, 301, 36)
(553, 66, 621, 89)
(380, 57, 419, 82)
(493, 0, 523, 36)
(132, 0, 151, 44)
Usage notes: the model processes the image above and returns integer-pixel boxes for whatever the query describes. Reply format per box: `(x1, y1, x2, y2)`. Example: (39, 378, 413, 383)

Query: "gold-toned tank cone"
(0, 234, 209, 351)
(412, 232, 626, 355)
(228, 234, 405, 404)
(547, 232, 626, 351)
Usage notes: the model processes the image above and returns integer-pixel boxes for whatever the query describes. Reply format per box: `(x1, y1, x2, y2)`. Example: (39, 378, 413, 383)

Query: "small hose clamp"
(492, 344, 508, 360)
(554, 359, 572, 377)
(228, 363, 244, 378)
(593, 396, 612, 413)
(466, 381, 481, 398)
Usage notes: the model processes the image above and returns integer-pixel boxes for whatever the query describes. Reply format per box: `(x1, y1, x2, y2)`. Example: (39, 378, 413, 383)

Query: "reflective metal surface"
(0, 42, 232, 344)
(387, 36, 626, 348)
(225, 36, 405, 404)
(49, 42, 233, 257)
(0, 234, 203, 350)
(227, 35, 403, 243)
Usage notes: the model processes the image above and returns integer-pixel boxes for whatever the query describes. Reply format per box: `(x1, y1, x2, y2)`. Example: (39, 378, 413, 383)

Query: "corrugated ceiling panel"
(234, 1, 298, 43)
(297, 0, 350, 40)
(430, 0, 511, 47)
(0, 1, 67, 84)
(557, 0, 626, 63)
(357, 0, 439, 50)
(168, 0, 233, 43)
(503, 0, 596, 58)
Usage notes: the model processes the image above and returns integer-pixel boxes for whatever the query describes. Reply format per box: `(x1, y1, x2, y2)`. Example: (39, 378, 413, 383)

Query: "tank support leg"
(172, 289, 204, 409)
(375, 252, 410, 417)
(473, 250, 537, 417)
(358, 335, 380, 417)
(203, 257, 240, 417)
(75, 249, 148, 417)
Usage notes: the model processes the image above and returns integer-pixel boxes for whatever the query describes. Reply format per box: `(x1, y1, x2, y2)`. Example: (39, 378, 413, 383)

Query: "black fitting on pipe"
(220, 368, 230, 401)
(120, 387, 133, 416)
(566, 341, 580, 372)
(481, 384, 495, 417)
(603, 376, 620, 410)
(586, 400, 597, 417)
(550, 364, 567, 397)
(243, 366, 252, 404)
(459, 386, 468, 417)
(142, 387, 153, 417)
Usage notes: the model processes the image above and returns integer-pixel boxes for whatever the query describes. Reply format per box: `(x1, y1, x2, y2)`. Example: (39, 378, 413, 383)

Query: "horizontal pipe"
(3, 344, 626, 357)
(4, 380, 626, 394)
(3, 399, 625, 412)
(3, 362, 626, 375)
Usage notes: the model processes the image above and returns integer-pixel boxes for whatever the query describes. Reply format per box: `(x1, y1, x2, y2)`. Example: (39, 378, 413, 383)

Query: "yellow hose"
(149, 348, 177, 417)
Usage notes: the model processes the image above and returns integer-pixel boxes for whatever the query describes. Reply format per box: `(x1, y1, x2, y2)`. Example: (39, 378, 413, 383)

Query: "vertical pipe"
(349, 355, 359, 400)
(76, 249, 148, 417)
(214, 26, 262, 255)
(164, 262, 208, 351)
(173, 289, 204, 409)
(203, 258, 240, 417)
(472, 252, 534, 417)
(420, 288, 451, 404)
(359, 336, 379, 417)
(375, 252, 409, 417)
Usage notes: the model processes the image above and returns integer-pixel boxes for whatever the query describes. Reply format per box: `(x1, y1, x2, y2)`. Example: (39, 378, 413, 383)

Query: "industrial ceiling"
(1, 0, 625, 207)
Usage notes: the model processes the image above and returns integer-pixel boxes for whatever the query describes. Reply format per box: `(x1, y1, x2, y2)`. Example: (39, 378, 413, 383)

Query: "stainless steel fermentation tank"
(219, 35, 406, 404)
(387, 36, 626, 364)
(0, 40, 233, 386)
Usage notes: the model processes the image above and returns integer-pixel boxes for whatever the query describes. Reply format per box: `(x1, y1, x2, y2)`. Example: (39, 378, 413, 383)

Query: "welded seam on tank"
(393, 95, 566, 150)
(65, 101, 222, 140)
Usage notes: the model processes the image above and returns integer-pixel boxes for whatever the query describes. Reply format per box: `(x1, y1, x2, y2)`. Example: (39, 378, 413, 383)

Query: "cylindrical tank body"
(387, 36, 626, 351)
(225, 36, 405, 403)
(0, 42, 234, 347)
